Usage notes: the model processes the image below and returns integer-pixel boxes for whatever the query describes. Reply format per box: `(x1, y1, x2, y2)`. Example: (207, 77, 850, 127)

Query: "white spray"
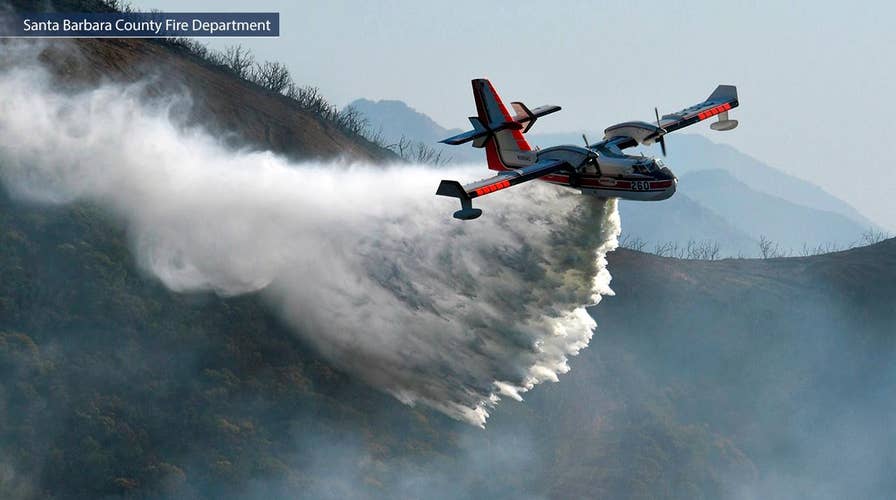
(0, 46, 619, 426)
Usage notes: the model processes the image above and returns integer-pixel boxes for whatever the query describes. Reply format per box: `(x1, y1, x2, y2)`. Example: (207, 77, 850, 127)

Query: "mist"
(2, 38, 896, 500)
(0, 45, 619, 426)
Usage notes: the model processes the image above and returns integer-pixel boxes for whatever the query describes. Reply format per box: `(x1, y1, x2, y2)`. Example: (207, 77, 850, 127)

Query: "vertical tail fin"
(471, 79, 537, 171)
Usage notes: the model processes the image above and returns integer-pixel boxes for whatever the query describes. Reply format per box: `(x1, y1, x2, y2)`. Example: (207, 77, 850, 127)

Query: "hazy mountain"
(532, 132, 874, 229)
(662, 133, 874, 227)
(680, 169, 868, 252)
(347, 98, 459, 146)
(617, 193, 758, 257)
(345, 98, 482, 162)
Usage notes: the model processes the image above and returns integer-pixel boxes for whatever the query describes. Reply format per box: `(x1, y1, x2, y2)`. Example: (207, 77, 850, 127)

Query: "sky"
(137, 0, 896, 230)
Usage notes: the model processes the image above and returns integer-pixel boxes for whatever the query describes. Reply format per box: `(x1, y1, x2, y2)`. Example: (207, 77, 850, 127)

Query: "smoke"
(237, 422, 548, 500)
(0, 46, 619, 426)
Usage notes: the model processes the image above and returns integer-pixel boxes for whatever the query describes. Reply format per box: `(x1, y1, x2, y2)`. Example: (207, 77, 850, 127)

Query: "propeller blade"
(655, 107, 667, 156)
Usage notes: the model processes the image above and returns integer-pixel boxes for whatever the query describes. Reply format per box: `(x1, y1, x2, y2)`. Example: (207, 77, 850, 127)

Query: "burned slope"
(2, 175, 894, 499)
(36, 37, 394, 162)
(4, 9, 394, 165)
(553, 240, 896, 499)
(0, 188, 471, 499)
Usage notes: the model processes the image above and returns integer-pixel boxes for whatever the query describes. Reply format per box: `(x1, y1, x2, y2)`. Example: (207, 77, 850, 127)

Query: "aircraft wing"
(657, 85, 739, 134)
(436, 158, 570, 219)
(602, 85, 739, 149)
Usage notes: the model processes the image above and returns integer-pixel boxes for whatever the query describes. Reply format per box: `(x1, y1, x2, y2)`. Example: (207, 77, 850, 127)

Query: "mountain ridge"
(679, 168, 868, 251)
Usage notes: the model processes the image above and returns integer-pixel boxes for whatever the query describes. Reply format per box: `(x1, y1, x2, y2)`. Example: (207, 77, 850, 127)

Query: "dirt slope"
(33, 37, 395, 163)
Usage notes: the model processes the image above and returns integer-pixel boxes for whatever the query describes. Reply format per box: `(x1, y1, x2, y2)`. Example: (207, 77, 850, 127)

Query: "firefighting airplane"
(436, 79, 739, 219)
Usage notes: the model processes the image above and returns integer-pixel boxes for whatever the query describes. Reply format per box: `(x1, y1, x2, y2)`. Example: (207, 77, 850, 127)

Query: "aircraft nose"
(662, 176, 677, 200)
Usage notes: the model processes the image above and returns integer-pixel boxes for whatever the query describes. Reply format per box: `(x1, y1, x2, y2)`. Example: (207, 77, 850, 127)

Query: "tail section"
(472, 79, 536, 170)
(440, 79, 561, 171)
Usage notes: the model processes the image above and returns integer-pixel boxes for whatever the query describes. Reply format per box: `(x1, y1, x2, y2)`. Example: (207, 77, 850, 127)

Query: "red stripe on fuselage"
(538, 174, 673, 191)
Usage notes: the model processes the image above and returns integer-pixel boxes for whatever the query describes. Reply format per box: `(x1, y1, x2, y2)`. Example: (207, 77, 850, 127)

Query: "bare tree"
(221, 46, 255, 80)
(619, 235, 648, 252)
(410, 142, 449, 166)
(686, 240, 721, 260)
(619, 237, 725, 260)
(167, 37, 215, 61)
(334, 106, 369, 136)
(362, 126, 390, 149)
(387, 136, 449, 166)
(705, 241, 721, 260)
(860, 228, 891, 246)
(654, 241, 682, 258)
(758, 235, 782, 259)
(100, 0, 134, 12)
(290, 85, 334, 116)
(812, 242, 841, 255)
(184, 39, 209, 59)
(252, 61, 293, 94)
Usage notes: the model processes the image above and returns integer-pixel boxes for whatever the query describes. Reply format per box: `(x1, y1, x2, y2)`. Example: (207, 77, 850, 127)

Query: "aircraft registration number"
(630, 180, 651, 191)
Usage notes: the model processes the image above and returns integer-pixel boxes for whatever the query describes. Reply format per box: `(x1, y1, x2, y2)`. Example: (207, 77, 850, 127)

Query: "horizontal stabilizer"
(510, 102, 562, 133)
(439, 117, 523, 147)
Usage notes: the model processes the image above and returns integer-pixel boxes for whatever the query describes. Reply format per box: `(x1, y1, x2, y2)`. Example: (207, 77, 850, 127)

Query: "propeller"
(654, 107, 667, 156)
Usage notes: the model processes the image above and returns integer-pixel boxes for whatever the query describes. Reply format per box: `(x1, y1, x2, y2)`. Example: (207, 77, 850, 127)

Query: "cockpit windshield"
(636, 158, 662, 173)
(631, 157, 665, 175)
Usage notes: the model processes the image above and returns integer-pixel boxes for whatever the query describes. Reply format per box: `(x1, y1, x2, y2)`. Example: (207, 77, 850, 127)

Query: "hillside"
(31, 38, 394, 163)
(0, 189, 457, 499)
(2, 183, 894, 498)
(581, 239, 896, 499)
